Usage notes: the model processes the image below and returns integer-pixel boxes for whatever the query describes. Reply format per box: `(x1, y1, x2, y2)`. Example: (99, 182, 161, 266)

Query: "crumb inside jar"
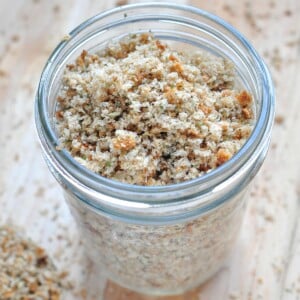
(55, 33, 254, 185)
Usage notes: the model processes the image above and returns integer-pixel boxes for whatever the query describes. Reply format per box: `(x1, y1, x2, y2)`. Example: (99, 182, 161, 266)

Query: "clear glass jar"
(35, 3, 274, 296)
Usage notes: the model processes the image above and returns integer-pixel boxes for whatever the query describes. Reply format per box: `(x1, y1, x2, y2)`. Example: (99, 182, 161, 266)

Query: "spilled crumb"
(116, 0, 128, 6)
(275, 115, 285, 125)
(56, 33, 255, 186)
(269, 1, 275, 8)
(34, 186, 45, 198)
(284, 9, 292, 16)
(244, 8, 261, 32)
(53, 4, 60, 14)
(286, 38, 300, 48)
(271, 48, 282, 71)
(16, 186, 25, 196)
(257, 277, 264, 284)
(11, 34, 20, 42)
(0, 69, 7, 77)
(228, 291, 240, 299)
(61, 34, 71, 42)
(0, 226, 69, 299)
(223, 4, 235, 17)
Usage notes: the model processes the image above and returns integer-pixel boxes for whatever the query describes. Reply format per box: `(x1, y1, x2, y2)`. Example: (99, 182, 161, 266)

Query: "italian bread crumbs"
(56, 33, 254, 185)
(0, 226, 63, 300)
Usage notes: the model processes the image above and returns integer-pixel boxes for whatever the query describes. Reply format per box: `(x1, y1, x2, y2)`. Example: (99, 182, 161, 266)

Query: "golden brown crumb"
(236, 90, 252, 107)
(242, 107, 252, 119)
(257, 277, 264, 284)
(113, 136, 136, 151)
(217, 148, 232, 165)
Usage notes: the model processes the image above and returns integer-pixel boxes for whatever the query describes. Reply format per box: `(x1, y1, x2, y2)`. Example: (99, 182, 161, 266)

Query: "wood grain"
(0, 0, 299, 299)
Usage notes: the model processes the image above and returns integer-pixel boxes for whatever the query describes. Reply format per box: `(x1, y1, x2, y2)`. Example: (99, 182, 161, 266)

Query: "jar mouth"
(35, 2, 274, 206)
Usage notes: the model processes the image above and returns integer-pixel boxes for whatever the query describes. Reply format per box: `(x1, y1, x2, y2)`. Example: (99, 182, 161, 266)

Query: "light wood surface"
(0, 0, 299, 299)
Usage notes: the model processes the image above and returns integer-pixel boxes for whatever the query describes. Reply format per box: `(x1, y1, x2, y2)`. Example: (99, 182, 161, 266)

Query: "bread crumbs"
(0, 226, 67, 299)
(56, 33, 254, 185)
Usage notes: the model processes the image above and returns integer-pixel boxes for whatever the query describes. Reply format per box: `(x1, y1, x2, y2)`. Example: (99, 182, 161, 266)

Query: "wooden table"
(0, 0, 299, 299)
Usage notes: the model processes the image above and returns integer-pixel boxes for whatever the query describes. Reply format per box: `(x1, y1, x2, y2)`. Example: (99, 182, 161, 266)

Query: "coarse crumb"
(116, 0, 128, 6)
(0, 69, 7, 77)
(0, 226, 67, 299)
(275, 115, 284, 125)
(56, 34, 254, 185)
(11, 34, 20, 42)
(61, 34, 71, 42)
(53, 4, 60, 14)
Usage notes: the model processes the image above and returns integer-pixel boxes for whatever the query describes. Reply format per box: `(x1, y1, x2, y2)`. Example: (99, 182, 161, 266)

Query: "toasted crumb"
(242, 107, 252, 119)
(275, 115, 285, 125)
(236, 90, 252, 107)
(112, 135, 136, 152)
(116, 0, 128, 6)
(53, 4, 60, 14)
(0, 69, 7, 77)
(257, 277, 264, 284)
(11, 34, 20, 42)
(56, 34, 254, 185)
(217, 148, 232, 165)
(61, 34, 71, 41)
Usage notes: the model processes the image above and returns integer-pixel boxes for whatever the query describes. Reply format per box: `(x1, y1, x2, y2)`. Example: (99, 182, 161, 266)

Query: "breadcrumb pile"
(56, 33, 254, 185)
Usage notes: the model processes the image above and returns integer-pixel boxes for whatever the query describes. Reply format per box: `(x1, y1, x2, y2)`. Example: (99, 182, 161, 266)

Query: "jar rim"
(35, 2, 274, 211)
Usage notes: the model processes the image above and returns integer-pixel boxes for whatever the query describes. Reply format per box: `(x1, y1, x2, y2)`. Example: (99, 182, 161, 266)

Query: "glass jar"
(35, 3, 274, 296)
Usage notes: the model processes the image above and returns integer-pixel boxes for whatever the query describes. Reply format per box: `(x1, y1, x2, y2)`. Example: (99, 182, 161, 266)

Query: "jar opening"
(35, 3, 274, 214)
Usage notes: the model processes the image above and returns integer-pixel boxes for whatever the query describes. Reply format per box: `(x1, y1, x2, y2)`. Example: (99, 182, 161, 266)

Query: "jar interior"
(47, 9, 261, 132)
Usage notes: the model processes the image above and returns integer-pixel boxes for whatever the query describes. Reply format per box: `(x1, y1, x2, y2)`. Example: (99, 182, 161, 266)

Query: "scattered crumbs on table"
(0, 225, 71, 299)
